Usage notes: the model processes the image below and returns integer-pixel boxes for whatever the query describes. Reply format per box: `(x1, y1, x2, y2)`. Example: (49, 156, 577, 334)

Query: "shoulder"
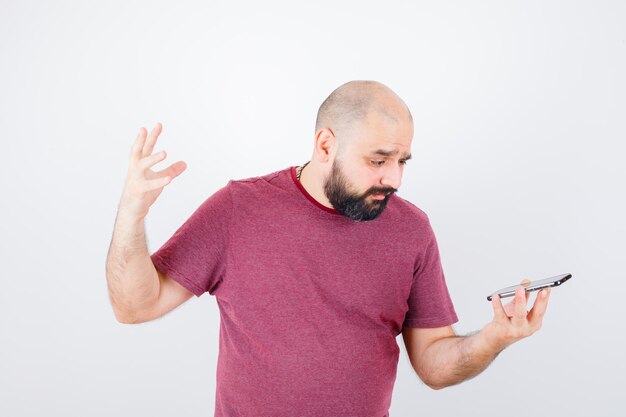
(388, 193, 431, 224)
(232, 168, 285, 185)
(384, 194, 438, 242)
(227, 167, 289, 189)
(223, 167, 294, 206)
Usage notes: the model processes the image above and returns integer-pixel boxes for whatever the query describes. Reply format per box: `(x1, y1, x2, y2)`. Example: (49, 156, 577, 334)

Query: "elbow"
(417, 370, 448, 391)
(114, 311, 136, 324)
(113, 306, 158, 325)
(425, 381, 447, 391)
(112, 305, 140, 324)
(109, 295, 152, 324)
(116, 316, 136, 325)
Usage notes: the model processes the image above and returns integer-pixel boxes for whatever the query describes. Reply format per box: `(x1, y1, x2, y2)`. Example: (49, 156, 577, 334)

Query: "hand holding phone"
(487, 273, 572, 301)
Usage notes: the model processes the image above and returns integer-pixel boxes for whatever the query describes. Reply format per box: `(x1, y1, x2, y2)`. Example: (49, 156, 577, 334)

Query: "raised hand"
(118, 123, 187, 221)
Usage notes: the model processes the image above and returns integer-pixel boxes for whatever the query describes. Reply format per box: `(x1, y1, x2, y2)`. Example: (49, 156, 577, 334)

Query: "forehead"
(349, 110, 413, 157)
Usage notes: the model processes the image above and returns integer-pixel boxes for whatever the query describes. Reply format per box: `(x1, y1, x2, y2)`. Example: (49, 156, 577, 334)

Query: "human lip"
(371, 193, 387, 200)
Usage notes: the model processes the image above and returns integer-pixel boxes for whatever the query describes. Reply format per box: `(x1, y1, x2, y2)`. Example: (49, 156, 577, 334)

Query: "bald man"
(106, 80, 550, 416)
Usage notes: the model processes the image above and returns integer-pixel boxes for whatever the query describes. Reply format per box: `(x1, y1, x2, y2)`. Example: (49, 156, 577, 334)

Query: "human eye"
(399, 159, 409, 165)
(371, 160, 385, 166)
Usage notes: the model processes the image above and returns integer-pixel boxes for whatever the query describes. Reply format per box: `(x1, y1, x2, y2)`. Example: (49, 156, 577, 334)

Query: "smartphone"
(486, 273, 572, 301)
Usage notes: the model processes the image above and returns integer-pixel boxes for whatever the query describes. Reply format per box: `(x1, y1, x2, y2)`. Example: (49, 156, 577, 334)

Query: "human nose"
(380, 164, 402, 190)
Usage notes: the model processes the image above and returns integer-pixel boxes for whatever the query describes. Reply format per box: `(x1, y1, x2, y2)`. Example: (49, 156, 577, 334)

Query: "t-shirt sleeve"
(403, 219, 458, 328)
(150, 181, 233, 297)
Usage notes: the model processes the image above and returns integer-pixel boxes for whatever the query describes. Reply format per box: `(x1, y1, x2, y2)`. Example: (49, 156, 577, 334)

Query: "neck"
(299, 161, 334, 209)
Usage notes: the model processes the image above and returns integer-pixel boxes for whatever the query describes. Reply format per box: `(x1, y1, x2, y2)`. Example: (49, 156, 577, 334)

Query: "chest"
(220, 214, 416, 334)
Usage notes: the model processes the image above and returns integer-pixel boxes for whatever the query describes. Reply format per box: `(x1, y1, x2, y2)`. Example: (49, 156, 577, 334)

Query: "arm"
(402, 285, 551, 390)
(106, 123, 188, 323)
(106, 212, 160, 323)
(402, 325, 502, 390)
(107, 214, 194, 324)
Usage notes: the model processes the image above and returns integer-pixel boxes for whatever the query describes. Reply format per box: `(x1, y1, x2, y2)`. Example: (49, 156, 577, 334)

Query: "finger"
(528, 287, 551, 328)
(511, 287, 528, 326)
(490, 294, 508, 321)
(142, 175, 171, 191)
(519, 279, 532, 303)
(130, 127, 147, 161)
(143, 122, 163, 157)
(138, 150, 167, 171)
(155, 160, 187, 180)
(503, 297, 516, 317)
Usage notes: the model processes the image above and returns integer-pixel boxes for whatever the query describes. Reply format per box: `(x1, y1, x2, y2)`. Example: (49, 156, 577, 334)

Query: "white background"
(1, 0, 624, 416)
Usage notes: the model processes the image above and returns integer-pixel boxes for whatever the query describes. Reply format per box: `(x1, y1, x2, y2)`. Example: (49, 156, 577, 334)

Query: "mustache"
(364, 187, 397, 197)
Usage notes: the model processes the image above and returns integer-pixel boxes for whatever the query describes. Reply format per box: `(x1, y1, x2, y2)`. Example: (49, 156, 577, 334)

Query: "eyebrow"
(369, 149, 412, 160)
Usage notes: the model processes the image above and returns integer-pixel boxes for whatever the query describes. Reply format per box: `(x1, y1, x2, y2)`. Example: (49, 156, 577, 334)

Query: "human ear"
(313, 128, 336, 163)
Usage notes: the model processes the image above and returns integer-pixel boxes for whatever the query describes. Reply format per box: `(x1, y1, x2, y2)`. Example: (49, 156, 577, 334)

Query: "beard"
(323, 159, 397, 222)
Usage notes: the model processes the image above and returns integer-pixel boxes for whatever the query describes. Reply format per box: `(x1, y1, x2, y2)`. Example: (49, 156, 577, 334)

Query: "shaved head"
(301, 80, 414, 219)
(315, 80, 413, 153)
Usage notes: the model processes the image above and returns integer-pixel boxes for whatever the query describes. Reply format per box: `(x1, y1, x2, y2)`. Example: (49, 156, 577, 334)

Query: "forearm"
(415, 287, 552, 390)
(418, 330, 503, 390)
(105, 211, 159, 323)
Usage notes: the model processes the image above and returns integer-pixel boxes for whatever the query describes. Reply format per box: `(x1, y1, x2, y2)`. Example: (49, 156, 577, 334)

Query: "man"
(106, 80, 550, 416)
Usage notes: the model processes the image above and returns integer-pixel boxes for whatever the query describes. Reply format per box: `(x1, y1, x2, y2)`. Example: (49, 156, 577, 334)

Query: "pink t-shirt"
(150, 166, 458, 417)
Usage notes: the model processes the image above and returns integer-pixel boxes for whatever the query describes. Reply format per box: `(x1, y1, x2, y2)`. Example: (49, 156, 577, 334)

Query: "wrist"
(115, 209, 144, 228)
(477, 323, 509, 355)
(116, 197, 147, 225)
